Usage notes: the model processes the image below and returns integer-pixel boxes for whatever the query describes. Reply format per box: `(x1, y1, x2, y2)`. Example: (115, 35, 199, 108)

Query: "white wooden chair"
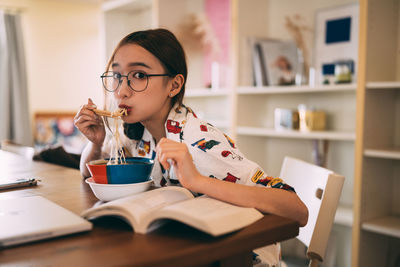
(1, 140, 35, 160)
(279, 156, 344, 267)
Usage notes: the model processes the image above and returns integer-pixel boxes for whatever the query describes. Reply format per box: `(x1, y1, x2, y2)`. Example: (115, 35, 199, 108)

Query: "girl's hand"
(156, 138, 203, 191)
(74, 98, 106, 146)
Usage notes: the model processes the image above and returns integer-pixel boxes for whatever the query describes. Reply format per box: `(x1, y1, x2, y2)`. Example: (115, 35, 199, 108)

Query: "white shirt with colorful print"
(103, 103, 295, 193)
(102, 103, 295, 266)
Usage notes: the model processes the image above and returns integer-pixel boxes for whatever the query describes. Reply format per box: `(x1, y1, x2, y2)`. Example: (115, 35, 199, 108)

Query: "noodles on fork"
(94, 108, 128, 165)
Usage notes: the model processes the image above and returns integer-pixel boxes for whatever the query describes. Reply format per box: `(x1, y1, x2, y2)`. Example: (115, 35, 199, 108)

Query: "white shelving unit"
(362, 216, 400, 239)
(238, 84, 357, 95)
(353, 1, 400, 266)
(185, 88, 230, 98)
(364, 148, 400, 160)
(183, 88, 232, 133)
(101, 0, 151, 12)
(237, 126, 356, 141)
(366, 81, 400, 89)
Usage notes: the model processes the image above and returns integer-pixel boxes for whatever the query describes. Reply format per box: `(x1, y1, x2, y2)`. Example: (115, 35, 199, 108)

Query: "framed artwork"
(34, 112, 87, 154)
(314, 3, 359, 85)
(252, 39, 300, 86)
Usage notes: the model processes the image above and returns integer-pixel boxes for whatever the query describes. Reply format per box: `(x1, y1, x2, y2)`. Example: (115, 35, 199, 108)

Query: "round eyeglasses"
(100, 71, 172, 92)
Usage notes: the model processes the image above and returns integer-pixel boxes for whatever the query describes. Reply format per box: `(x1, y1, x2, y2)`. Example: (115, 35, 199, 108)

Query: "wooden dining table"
(0, 149, 299, 267)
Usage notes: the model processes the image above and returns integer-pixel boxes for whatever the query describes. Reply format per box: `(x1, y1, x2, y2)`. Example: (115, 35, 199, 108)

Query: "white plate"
(85, 177, 153, 202)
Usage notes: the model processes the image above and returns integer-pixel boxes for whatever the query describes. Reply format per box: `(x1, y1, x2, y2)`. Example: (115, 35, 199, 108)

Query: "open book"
(81, 186, 263, 237)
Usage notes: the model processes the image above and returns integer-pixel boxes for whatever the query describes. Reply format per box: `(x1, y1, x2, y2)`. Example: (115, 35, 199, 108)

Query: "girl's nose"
(115, 78, 132, 99)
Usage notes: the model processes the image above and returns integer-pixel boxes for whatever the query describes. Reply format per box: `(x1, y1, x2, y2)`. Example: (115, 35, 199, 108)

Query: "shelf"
(364, 148, 400, 160)
(185, 89, 230, 98)
(334, 205, 353, 227)
(237, 84, 357, 95)
(101, 0, 151, 11)
(366, 81, 400, 90)
(236, 127, 356, 141)
(362, 216, 400, 238)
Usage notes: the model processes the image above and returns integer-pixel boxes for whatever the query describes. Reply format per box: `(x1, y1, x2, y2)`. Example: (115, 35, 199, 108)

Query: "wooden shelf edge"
(334, 206, 353, 227)
(236, 127, 356, 141)
(101, 0, 152, 12)
(237, 84, 357, 95)
(102, 0, 140, 11)
(364, 148, 400, 160)
(362, 216, 400, 238)
(185, 89, 230, 98)
(366, 81, 400, 89)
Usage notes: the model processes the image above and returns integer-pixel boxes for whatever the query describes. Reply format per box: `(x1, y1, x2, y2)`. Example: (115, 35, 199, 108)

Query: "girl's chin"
(121, 116, 138, 124)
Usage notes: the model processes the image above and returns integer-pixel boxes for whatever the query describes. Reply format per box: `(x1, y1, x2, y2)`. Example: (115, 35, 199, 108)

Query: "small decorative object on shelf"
(285, 14, 312, 85)
(322, 63, 335, 85)
(274, 108, 299, 130)
(334, 59, 354, 84)
(312, 139, 329, 167)
(298, 104, 326, 131)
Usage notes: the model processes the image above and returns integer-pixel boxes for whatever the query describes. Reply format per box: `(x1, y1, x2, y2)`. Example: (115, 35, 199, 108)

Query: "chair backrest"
(280, 156, 344, 263)
(1, 140, 35, 160)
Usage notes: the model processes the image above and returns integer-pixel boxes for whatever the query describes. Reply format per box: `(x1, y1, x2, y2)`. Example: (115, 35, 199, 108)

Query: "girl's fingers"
(88, 98, 96, 107)
(156, 138, 191, 170)
(74, 114, 98, 126)
(75, 99, 99, 120)
(75, 117, 103, 132)
(75, 107, 95, 121)
(158, 150, 183, 170)
(77, 120, 99, 130)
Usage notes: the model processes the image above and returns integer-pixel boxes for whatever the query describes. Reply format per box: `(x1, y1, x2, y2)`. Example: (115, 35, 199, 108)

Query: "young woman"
(74, 28, 308, 265)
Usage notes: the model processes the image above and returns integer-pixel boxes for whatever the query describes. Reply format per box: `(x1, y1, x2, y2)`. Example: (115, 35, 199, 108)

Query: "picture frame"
(251, 38, 300, 86)
(34, 112, 87, 154)
(314, 3, 359, 85)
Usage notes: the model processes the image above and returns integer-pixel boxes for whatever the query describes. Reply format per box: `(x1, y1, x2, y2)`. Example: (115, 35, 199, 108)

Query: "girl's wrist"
(89, 142, 103, 157)
(190, 173, 209, 194)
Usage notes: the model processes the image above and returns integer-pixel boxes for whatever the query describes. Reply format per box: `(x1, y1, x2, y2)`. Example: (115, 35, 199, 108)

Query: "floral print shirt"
(102, 104, 295, 194)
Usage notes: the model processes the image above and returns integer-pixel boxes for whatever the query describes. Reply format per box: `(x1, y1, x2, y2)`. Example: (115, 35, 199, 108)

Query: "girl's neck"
(141, 102, 172, 144)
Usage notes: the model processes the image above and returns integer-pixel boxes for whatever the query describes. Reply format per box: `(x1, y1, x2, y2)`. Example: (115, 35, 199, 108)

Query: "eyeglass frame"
(100, 71, 174, 92)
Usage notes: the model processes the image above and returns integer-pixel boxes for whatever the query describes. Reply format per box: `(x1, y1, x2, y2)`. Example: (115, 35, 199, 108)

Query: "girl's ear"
(169, 74, 184, 97)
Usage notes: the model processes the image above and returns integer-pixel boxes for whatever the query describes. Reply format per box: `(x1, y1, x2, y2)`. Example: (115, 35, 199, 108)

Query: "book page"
(145, 196, 263, 236)
(82, 186, 194, 228)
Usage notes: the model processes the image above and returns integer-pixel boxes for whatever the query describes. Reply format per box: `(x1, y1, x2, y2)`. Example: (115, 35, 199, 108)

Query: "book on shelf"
(251, 40, 268, 86)
(81, 186, 264, 237)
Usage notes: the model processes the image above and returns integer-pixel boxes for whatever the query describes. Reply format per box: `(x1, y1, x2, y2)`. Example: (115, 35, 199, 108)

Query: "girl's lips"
(118, 105, 132, 115)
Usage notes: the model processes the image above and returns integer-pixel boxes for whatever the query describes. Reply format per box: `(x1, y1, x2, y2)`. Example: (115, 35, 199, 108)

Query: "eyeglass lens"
(101, 71, 148, 92)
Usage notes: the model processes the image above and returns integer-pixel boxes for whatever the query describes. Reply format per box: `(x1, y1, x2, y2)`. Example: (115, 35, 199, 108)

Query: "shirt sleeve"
(183, 115, 295, 193)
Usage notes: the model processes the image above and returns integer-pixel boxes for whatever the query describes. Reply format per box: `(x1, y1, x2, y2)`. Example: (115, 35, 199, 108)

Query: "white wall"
(104, 7, 153, 60)
(0, 0, 103, 114)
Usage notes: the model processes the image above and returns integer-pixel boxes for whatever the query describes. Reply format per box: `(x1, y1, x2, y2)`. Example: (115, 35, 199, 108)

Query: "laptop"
(0, 196, 92, 247)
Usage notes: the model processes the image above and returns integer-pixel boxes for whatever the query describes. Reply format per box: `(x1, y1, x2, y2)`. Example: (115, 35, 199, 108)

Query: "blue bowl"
(87, 157, 154, 184)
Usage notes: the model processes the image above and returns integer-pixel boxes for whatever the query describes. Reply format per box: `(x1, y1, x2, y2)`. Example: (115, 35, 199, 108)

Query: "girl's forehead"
(113, 44, 160, 68)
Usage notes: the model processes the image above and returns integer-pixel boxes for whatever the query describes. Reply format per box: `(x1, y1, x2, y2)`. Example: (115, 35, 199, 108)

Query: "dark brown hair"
(106, 28, 187, 140)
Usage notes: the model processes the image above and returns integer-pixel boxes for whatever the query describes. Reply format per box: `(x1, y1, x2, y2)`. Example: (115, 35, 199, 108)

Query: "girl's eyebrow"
(111, 62, 152, 69)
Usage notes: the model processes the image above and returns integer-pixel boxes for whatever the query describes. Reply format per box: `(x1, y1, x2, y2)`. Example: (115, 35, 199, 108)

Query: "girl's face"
(111, 44, 172, 124)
